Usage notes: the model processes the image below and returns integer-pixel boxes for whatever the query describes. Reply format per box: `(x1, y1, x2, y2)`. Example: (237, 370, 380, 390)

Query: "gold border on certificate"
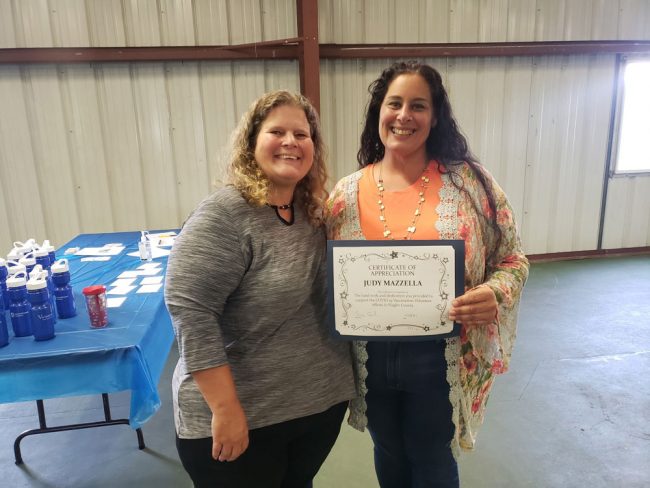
(328, 240, 464, 340)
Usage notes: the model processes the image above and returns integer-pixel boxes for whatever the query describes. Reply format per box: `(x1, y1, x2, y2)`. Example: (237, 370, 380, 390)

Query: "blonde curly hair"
(228, 90, 328, 226)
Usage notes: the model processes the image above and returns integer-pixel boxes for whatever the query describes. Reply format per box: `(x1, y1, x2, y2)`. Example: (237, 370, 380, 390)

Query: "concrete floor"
(1, 256, 649, 487)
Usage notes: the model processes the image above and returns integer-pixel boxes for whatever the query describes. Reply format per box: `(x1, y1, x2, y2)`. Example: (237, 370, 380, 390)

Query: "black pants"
(176, 401, 347, 488)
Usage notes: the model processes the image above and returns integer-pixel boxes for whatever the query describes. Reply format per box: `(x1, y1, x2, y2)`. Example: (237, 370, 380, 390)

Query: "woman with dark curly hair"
(327, 61, 529, 487)
(166, 90, 355, 488)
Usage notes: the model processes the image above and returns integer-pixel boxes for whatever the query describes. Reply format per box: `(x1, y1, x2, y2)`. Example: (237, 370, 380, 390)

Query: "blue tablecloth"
(0, 231, 176, 428)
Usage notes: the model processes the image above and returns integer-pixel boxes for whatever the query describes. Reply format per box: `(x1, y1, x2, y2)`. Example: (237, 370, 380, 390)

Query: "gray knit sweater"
(165, 186, 355, 438)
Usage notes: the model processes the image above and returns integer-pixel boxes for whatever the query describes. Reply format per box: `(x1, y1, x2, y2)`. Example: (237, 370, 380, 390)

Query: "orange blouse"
(358, 162, 443, 240)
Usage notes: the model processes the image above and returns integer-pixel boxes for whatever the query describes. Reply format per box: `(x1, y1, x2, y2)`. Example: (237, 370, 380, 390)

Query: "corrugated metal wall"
(1, 0, 649, 255)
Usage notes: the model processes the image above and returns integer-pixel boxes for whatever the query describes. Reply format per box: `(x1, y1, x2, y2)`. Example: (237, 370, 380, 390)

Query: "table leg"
(13, 395, 146, 465)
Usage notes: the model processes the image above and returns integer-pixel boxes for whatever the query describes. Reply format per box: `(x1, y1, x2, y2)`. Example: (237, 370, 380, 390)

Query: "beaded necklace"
(374, 162, 430, 240)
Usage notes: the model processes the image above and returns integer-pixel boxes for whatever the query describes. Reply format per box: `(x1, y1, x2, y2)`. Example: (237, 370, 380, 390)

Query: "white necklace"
(374, 162, 430, 240)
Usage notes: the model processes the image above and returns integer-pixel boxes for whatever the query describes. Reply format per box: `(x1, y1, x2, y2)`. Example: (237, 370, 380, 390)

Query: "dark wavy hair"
(358, 61, 501, 263)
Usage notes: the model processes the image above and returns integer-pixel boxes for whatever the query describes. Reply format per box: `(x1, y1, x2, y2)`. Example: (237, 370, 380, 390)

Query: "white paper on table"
(147, 232, 177, 247)
(111, 278, 136, 287)
(118, 271, 140, 279)
(137, 284, 162, 293)
(137, 263, 161, 270)
(81, 256, 111, 262)
(107, 285, 136, 295)
(126, 246, 170, 260)
(76, 246, 125, 256)
(140, 276, 163, 285)
(136, 268, 162, 276)
(107, 297, 127, 308)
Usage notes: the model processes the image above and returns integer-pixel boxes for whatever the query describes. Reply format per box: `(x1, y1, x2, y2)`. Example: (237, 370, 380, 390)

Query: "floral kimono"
(325, 162, 529, 458)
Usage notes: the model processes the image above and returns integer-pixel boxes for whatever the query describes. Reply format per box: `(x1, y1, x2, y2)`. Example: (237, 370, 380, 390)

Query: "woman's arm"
(451, 165, 528, 322)
(192, 365, 249, 461)
(165, 192, 251, 459)
(481, 176, 529, 312)
(453, 166, 529, 370)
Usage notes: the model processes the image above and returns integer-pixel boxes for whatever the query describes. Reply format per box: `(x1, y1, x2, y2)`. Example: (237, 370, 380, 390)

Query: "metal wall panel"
(449, 0, 481, 42)
(0, 0, 298, 48)
(1, 0, 649, 254)
(86, 0, 128, 47)
(0, 1, 17, 48)
(0, 61, 299, 252)
(318, 0, 650, 43)
(446, 56, 532, 224)
(602, 177, 650, 248)
(322, 54, 621, 254)
(522, 55, 615, 254)
(10, 0, 52, 47)
(23, 66, 81, 242)
(2, 0, 650, 48)
(49, 0, 91, 46)
(193, 0, 231, 44)
(0, 66, 48, 245)
(618, 0, 650, 38)
(261, 0, 297, 41)
(122, 0, 162, 46)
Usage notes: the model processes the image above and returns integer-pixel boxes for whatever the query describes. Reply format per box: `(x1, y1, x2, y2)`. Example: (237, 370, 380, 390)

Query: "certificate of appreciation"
(327, 240, 465, 340)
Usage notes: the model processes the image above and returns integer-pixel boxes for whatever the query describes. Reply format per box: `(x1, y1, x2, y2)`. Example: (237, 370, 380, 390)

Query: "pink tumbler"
(82, 285, 108, 328)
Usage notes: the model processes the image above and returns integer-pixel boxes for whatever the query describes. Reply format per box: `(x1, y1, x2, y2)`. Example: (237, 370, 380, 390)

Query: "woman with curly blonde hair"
(166, 90, 355, 488)
(229, 90, 329, 226)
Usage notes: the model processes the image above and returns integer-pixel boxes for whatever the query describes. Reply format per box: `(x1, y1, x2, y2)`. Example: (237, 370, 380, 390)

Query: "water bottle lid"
(7, 261, 26, 275)
(7, 248, 23, 261)
(6, 272, 27, 288)
(13, 239, 36, 254)
(51, 258, 69, 273)
(29, 264, 46, 280)
(42, 240, 55, 252)
(27, 275, 48, 290)
(33, 247, 49, 258)
(19, 253, 36, 266)
(83, 285, 106, 296)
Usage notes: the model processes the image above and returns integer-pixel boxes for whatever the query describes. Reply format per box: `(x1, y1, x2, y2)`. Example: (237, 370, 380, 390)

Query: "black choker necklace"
(270, 202, 293, 210)
(267, 201, 295, 226)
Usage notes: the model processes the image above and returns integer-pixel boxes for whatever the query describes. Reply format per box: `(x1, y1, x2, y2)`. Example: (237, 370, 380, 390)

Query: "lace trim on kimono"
(342, 170, 365, 240)
(340, 171, 369, 431)
(445, 336, 462, 459)
(436, 170, 464, 458)
(435, 171, 458, 240)
(348, 340, 369, 430)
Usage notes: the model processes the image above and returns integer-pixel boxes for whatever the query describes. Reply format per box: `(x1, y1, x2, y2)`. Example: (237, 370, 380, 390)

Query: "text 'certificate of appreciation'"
(327, 240, 465, 341)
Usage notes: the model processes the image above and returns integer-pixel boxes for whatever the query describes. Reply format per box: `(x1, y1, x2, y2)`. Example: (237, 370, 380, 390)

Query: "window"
(612, 55, 650, 174)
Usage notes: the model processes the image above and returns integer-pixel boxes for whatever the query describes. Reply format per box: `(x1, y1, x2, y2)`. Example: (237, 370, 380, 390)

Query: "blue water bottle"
(10, 239, 35, 261)
(51, 259, 77, 319)
(42, 240, 56, 266)
(7, 260, 27, 279)
(19, 253, 36, 278)
(30, 264, 57, 324)
(0, 258, 9, 309)
(0, 287, 8, 347)
(27, 273, 55, 341)
(6, 272, 32, 337)
(34, 247, 51, 270)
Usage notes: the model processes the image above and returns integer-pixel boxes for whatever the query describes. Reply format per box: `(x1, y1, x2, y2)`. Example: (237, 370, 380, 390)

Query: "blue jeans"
(365, 340, 459, 488)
